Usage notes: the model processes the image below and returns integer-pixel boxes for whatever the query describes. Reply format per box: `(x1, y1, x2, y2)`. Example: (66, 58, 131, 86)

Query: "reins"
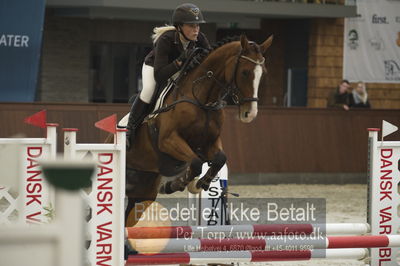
(151, 44, 265, 115)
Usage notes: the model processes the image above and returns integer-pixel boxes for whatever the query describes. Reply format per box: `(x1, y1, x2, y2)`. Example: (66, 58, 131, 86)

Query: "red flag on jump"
(95, 114, 117, 134)
(24, 109, 47, 128)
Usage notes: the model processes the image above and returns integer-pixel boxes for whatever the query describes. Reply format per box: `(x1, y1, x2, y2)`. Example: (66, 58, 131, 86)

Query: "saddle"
(148, 47, 209, 118)
(119, 47, 208, 127)
(117, 80, 175, 128)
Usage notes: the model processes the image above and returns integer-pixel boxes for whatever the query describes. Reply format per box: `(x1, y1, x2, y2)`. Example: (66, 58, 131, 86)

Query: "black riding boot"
(126, 97, 149, 149)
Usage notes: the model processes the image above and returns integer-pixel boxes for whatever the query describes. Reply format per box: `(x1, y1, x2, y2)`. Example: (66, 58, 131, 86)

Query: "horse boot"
(126, 97, 149, 149)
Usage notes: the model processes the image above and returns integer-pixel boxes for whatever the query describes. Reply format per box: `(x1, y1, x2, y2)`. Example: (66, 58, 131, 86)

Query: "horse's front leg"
(158, 130, 203, 193)
(188, 138, 226, 193)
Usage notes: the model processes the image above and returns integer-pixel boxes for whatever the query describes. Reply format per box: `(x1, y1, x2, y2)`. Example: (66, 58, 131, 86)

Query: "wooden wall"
(1, 103, 399, 174)
(307, 18, 400, 109)
(223, 107, 400, 173)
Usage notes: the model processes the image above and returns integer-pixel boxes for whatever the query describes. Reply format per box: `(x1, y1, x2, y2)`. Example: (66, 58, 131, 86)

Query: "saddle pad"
(148, 80, 174, 120)
(117, 79, 176, 128)
(118, 113, 129, 128)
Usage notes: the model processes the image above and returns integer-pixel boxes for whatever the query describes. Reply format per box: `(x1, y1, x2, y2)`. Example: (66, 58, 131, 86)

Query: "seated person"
(327, 79, 351, 110)
(349, 81, 371, 108)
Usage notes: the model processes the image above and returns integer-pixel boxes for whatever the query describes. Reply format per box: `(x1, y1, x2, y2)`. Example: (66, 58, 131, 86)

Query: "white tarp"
(343, 0, 400, 83)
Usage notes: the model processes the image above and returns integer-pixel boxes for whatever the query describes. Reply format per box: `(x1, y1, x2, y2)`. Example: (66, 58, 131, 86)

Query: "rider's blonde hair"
(151, 25, 176, 43)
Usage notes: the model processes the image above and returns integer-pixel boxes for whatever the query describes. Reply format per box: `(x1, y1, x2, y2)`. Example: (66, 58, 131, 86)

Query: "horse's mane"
(210, 35, 240, 50)
(186, 36, 241, 72)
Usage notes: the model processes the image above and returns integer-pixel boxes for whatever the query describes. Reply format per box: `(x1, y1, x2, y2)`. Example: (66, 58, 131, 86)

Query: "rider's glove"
(175, 49, 193, 66)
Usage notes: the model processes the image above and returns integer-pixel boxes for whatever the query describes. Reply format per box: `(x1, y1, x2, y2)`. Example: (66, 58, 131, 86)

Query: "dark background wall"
(37, 14, 400, 109)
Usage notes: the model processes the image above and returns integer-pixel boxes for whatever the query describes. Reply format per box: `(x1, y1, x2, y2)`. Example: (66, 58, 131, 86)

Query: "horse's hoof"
(187, 178, 202, 194)
(177, 183, 186, 192)
(201, 182, 210, 191)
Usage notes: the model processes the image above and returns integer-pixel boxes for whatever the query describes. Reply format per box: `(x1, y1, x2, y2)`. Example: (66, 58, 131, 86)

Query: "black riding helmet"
(172, 3, 206, 25)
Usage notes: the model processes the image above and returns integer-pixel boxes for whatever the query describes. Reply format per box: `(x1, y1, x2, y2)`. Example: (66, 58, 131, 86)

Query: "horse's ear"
(240, 34, 249, 51)
(260, 35, 273, 54)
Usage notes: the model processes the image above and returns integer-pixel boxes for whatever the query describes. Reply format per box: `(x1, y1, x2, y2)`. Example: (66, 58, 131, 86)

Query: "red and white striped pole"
(128, 235, 400, 253)
(126, 249, 368, 265)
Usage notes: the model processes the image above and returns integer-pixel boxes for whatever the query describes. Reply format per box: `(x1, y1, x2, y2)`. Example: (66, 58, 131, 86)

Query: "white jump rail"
(0, 123, 57, 225)
(63, 128, 126, 266)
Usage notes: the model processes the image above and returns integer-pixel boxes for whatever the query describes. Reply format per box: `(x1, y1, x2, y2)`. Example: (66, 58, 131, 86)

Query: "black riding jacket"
(144, 30, 211, 86)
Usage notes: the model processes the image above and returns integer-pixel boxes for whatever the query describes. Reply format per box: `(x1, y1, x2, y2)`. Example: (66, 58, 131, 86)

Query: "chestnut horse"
(124, 35, 273, 226)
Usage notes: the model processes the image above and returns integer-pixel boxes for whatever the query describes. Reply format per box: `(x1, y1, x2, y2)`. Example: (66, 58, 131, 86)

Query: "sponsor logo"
(384, 60, 400, 81)
(372, 14, 389, 24)
(369, 34, 385, 51)
(347, 29, 359, 50)
(0, 34, 30, 47)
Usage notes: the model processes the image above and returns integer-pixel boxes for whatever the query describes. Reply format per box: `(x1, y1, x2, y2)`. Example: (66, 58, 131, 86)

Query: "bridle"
(227, 51, 265, 105)
(194, 47, 265, 108)
(152, 45, 266, 115)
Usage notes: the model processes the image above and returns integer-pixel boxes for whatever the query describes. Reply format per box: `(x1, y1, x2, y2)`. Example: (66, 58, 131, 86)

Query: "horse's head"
(226, 35, 273, 123)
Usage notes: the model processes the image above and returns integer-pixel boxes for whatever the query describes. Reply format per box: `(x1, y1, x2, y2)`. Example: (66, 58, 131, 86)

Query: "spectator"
(327, 79, 351, 110)
(350, 81, 371, 108)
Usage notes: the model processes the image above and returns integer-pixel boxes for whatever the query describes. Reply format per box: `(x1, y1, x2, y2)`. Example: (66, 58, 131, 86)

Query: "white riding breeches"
(139, 63, 156, 104)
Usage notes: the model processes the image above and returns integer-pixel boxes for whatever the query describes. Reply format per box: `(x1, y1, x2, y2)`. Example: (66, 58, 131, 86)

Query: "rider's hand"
(175, 49, 192, 66)
(188, 49, 209, 68)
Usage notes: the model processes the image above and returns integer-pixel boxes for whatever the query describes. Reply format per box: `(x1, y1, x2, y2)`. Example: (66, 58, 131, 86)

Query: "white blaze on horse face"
(243, 64, 262, 122)
(241, 64, 261, 123)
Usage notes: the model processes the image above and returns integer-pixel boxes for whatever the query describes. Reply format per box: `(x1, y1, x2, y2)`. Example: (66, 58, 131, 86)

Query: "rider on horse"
(126, 3, 212, 149)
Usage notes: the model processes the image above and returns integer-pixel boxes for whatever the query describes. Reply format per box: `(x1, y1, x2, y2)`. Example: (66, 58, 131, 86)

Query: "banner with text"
(0, 0, 46, 101)
(343, 0, 400, 83)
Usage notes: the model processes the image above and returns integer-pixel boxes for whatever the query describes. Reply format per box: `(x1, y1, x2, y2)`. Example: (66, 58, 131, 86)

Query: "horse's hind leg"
(159, 157, 203, 194)
(190, 150, 226, 193)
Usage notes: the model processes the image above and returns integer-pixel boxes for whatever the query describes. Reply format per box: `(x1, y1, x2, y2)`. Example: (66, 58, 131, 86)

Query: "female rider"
(126, 3, 211, 148)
